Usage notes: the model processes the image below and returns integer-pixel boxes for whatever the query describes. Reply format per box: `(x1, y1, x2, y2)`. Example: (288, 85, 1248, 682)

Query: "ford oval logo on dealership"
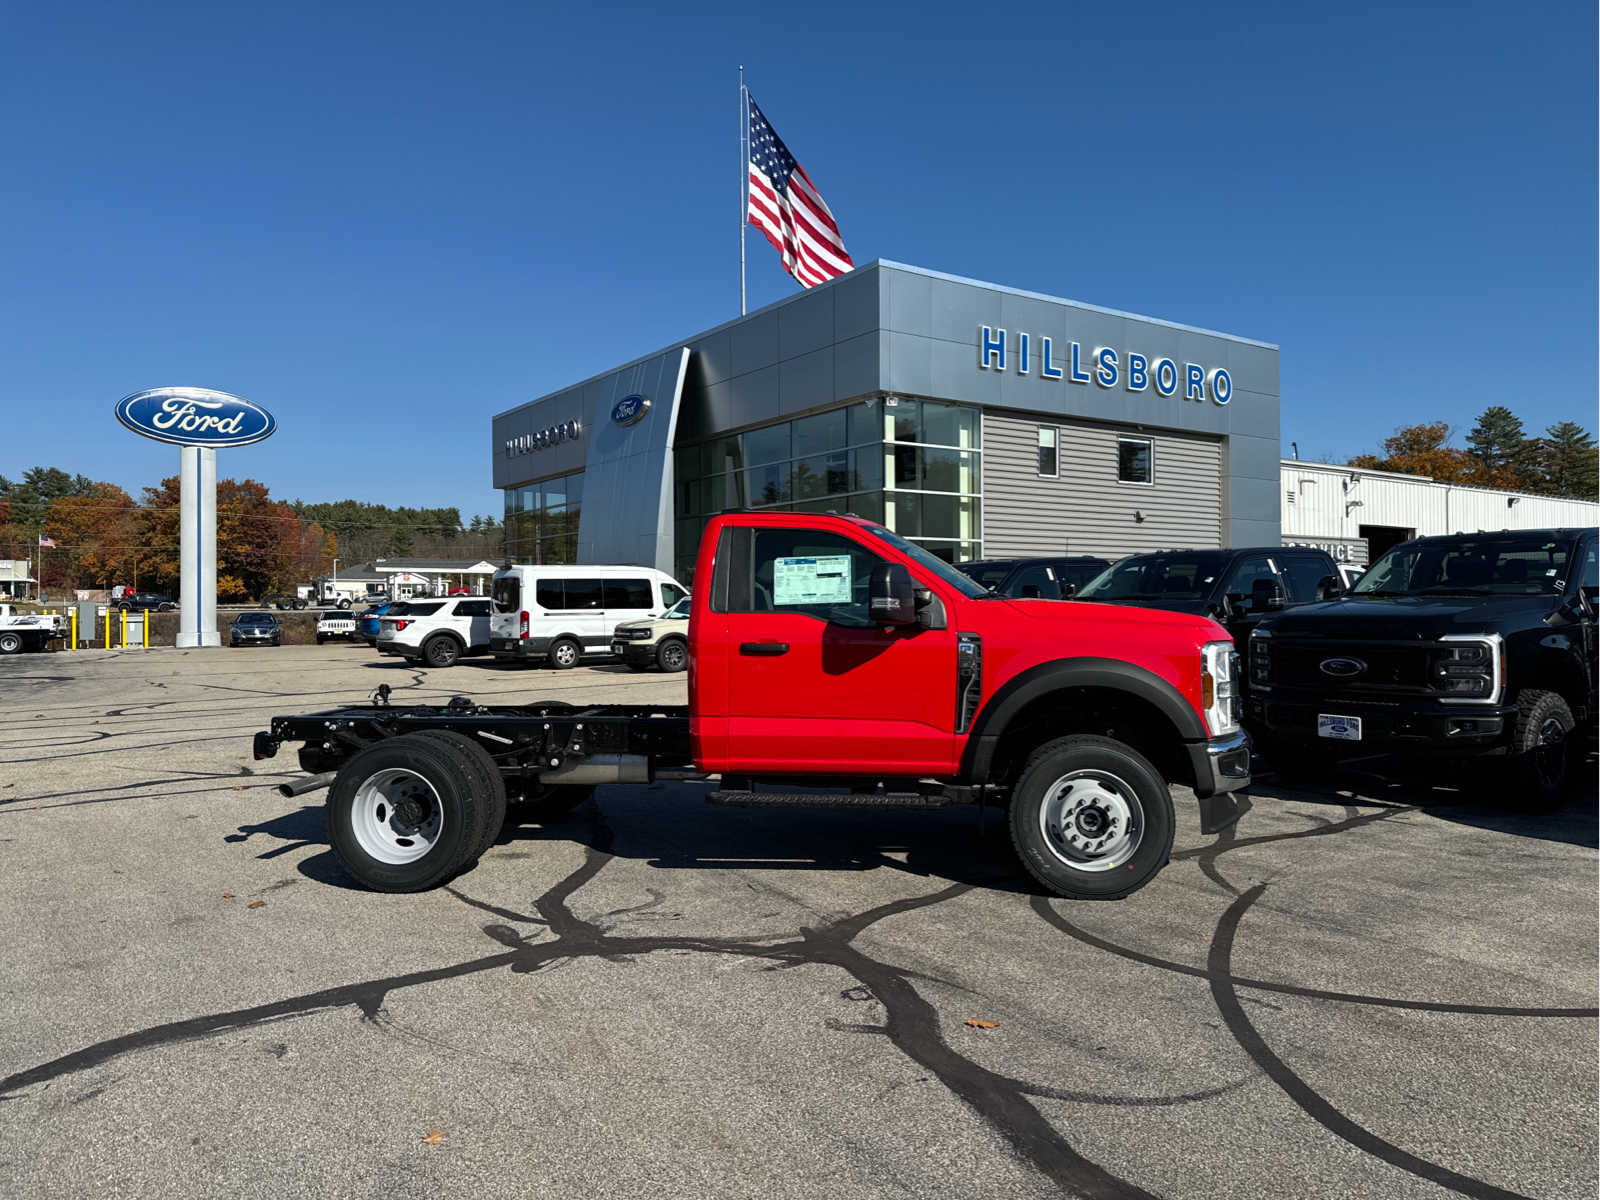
(115, 387, 276, 448)
(612, 393, 651, 427)
(1320, 657, 1366, 677)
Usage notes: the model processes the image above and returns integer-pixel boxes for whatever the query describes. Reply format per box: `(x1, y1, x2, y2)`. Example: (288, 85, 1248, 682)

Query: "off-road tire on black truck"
(1008, 734, 1175, 901)
(548, 636, 581, 670)
(326, 733, 497, 892)
(421, 634, 461, 668)
(1500, 689, 1576, 813)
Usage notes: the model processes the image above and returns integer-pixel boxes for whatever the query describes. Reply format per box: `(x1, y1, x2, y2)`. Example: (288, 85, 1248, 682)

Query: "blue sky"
(2, 1, 1594, 517)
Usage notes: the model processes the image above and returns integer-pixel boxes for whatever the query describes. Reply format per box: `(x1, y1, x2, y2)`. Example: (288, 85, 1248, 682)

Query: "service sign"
(115, 387, 276, 448)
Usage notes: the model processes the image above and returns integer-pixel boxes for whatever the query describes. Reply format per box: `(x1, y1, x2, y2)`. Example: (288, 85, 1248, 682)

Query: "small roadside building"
(315, 558, 498, 602)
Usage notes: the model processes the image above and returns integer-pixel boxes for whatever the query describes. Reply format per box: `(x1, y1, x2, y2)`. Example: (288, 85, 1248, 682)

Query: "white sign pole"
(199, 446, 219, 646)
(177, 446, 201, 647)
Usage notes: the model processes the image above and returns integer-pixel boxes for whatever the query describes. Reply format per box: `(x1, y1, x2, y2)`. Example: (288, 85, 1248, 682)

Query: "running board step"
(706, 790, 952, 810)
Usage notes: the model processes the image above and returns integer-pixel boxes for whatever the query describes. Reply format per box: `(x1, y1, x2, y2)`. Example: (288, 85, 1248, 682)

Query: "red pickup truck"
(254, 512, 1250, 900)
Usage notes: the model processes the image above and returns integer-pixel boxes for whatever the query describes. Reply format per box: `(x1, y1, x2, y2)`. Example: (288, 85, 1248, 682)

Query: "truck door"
(716, 525, 958, 775)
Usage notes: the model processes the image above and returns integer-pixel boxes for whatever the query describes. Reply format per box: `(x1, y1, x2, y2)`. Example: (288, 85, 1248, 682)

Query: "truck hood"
(1261, 594, 1553, 639)
(1000, 597, 1227, 641)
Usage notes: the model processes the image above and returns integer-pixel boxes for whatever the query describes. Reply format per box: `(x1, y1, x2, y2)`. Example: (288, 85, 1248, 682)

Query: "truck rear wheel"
(1008, 735, 1175, 901)
(326, 734, 494, 892)
(411, 730, 507, 857)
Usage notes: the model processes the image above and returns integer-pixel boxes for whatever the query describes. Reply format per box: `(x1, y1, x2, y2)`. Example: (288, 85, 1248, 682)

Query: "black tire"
(1496, 689, 1576, 813)
(1008, 734, 1175, 901)
(159, 603, 175, 612)
(507, 783, 595, 825)
(316, 635, 326, 645)
(656, 637, 688, 673)
(272, 637, 281, 646)
(116, 603, 131, 612)
(411, 730, 508, 858)
(339, 599, 352, 610)
(548, 636, 581, 670)
(422, 634, 462, 668)
(325, 733, 494, 892)
(0, 632, 23, 655)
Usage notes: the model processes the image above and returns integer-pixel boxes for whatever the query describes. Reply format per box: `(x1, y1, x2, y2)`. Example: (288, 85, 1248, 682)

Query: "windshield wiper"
(1419, 587, 1495, 596)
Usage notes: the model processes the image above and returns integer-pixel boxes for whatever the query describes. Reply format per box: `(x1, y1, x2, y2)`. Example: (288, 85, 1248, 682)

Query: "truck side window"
(1276, 554, 1335, 603)
(660, 582, 687, 608)
(738, 528, 884, 627)
(1223, 555, 1279, 599)
(1010, 565, 1058, 599)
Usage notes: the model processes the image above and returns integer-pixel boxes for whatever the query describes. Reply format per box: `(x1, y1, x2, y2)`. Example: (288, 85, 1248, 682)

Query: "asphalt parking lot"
(1, 644, 1595, 1199)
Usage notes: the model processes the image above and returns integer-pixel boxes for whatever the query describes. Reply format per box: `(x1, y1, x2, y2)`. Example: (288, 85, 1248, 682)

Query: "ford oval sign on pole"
(115, 387, 276, 448)
(115, 386, 277, 648)
(612, 394, 651, 427)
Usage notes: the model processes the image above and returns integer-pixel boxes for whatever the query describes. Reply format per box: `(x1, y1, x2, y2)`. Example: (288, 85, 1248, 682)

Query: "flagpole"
(739, 64, 747, 316)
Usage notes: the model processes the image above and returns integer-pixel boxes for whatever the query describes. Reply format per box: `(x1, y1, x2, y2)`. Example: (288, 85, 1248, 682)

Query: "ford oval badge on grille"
(611, 394, 650, 426)
(1320, 657, 1366, 677)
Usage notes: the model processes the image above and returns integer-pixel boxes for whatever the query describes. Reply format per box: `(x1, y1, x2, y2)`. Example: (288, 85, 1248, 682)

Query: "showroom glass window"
(502, 470, 584, 564)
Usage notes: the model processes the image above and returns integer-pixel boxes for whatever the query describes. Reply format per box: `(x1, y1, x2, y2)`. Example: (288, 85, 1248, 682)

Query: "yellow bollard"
(69, 609, 76, 650)
(143, 611, 149, 648)
(104, 608, 112, 647)
(120, 608, 128, 649)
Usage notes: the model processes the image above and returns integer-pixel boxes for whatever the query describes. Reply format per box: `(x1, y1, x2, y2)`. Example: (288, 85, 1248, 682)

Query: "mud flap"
(1198, 789, 1250, 835)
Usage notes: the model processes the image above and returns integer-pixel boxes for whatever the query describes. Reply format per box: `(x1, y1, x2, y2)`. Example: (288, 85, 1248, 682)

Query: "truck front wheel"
(1501, 689, 1575, 812)
(1008, 735, 1175, 901)
(0, 632, 23, 655)
(326, 734, 495, 892)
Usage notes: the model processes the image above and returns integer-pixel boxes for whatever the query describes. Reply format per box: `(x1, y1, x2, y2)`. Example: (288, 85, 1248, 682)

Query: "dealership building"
(493, 260, 1281, 583)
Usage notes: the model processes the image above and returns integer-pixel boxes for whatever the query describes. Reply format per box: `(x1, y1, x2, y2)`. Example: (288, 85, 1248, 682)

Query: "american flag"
(746, 94, 854, 287)
(38, 534, 55, 548)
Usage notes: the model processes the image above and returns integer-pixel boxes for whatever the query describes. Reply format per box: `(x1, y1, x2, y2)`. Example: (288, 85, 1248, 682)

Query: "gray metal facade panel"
(832, 266, 881, 342)
(981, 410, 1224, 557)
(832, 331, 880, 401)
(779, 346, 834, 413)
(779, 289, 836, 361)
(574, 346, 689, 572)
(730, 309, 781, 377)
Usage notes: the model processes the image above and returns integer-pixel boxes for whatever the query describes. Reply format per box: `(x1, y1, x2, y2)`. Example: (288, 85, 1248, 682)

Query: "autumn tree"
(1348, 422, 1476, 481)
(138, 476, 305, 600)
(43, 483, 139, 588)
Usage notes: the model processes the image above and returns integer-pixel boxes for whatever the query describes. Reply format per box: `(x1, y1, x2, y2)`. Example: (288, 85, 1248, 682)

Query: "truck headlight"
(1249, 628, 1271, 686)
(1432, 635, 1502, 703)
(1201, 640, 1240, 736)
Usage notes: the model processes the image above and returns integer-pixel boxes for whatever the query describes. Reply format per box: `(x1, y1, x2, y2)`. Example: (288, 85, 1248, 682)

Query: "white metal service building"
(1280, 460, 1599, 566)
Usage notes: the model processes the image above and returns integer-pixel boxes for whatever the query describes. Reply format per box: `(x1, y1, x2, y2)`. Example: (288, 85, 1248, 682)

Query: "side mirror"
(1250, 579, 1285, 613)
(868, 562, 917, 625)
(1060, 582, 1077, 598)
(1315, 574, 1343, 602)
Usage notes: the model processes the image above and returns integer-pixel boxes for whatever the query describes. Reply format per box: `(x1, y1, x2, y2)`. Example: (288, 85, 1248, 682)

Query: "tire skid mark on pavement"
(0, 804, 1228, 1200)
(1032, 899, 1598, 1019)
(1206, 886, 1544, 1200)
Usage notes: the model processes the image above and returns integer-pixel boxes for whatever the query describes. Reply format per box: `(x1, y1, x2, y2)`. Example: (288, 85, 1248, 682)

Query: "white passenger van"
(489, 564, 688, 669)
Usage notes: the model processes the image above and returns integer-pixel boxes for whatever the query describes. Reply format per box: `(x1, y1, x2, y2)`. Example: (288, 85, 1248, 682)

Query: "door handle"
(739, 642, 789, 656)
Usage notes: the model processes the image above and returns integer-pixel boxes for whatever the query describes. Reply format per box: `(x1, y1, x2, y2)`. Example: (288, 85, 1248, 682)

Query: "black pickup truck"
(1248, 527, 1597, 807)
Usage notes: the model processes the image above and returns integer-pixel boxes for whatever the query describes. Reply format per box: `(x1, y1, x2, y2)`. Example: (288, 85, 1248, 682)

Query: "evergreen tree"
(1464, 406, 1534, 488)
(1534, 422, 1598, 500)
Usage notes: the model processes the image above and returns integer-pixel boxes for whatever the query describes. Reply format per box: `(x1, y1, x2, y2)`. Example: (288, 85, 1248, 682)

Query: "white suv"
(377, 597, 492, 668)
(610, 596, 691, 672)
(315, 609, 360, 644)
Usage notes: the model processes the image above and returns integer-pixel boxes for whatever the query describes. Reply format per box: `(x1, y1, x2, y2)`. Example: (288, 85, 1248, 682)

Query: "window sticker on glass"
(774, 555, 852, 605)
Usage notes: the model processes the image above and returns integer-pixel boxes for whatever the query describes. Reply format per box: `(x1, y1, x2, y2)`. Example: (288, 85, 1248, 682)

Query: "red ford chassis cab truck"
(254, 513, 1250, 900)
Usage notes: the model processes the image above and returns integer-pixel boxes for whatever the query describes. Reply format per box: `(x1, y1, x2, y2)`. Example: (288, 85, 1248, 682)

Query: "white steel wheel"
(350, 767, 445, 865)
(1036, 769, 1143, 873)
(0, 632, 22, 654)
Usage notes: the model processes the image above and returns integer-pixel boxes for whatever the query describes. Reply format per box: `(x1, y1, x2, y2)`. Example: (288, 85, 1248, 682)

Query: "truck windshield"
(863, 526, 988, 599)
(1077, 553, 1228, 601)
(955, 562, 1012, 591)
(1353, 534, 1577, 597)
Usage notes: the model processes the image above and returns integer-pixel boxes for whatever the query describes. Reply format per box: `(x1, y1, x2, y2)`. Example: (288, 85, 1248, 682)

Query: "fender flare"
(959, 656, 1206, 782)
